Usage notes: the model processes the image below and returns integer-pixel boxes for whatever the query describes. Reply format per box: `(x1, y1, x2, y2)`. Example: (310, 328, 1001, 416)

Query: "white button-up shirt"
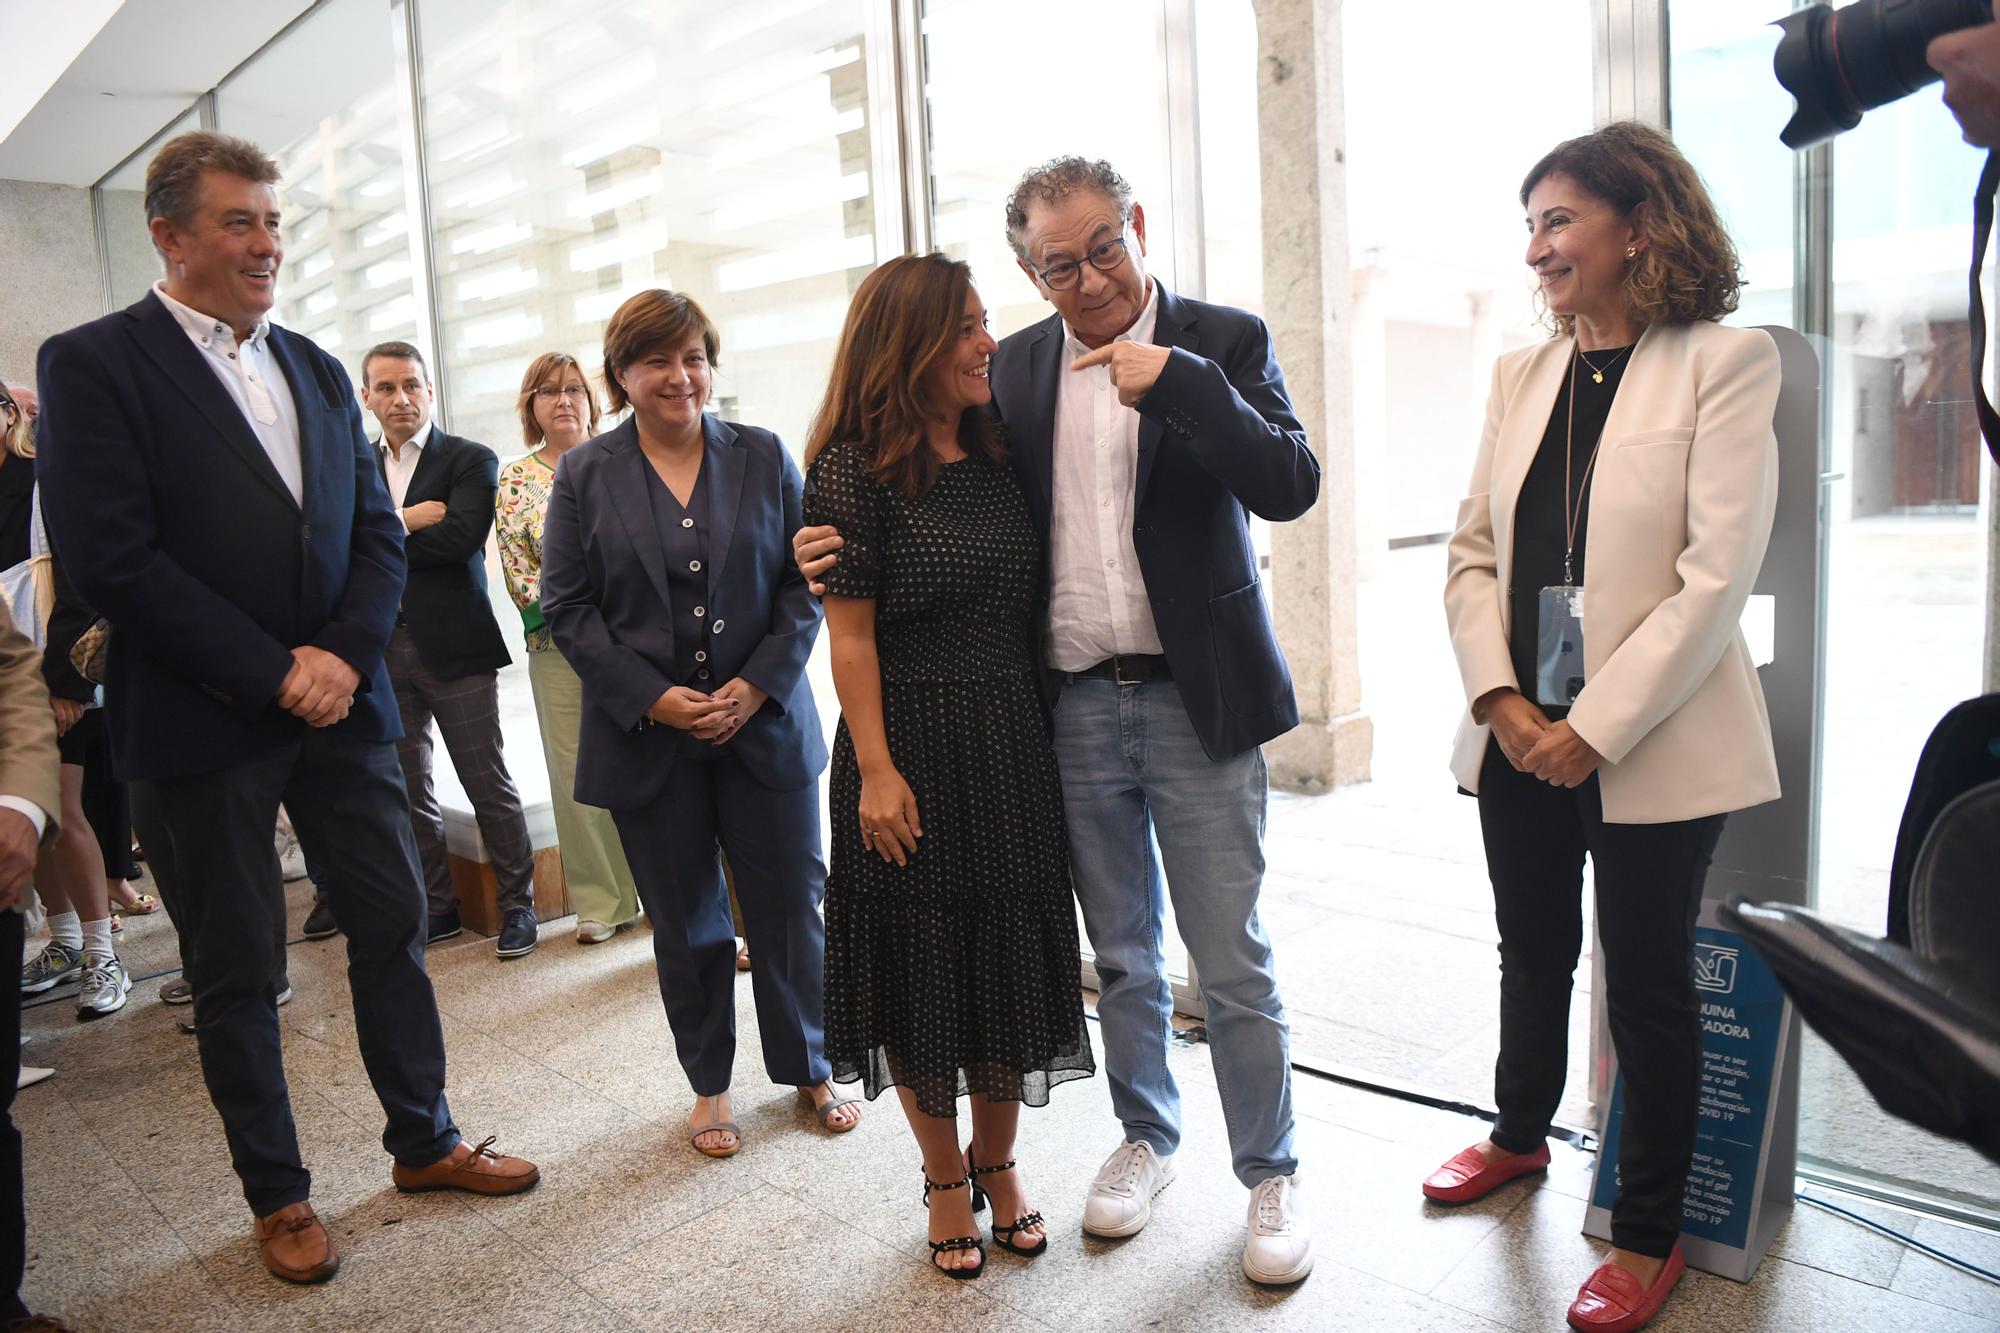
(1045, 281, 1164, 672)
(378, 420, 432, 523)
(151, 282, 303, 505)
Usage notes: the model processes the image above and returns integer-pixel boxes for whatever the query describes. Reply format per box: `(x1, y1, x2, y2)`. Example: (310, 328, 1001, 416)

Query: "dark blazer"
(540, 414, 826, 809)
(378, 427, 512, 680)
(34, 292, 406, 781)
(989, 285, 1320, 760)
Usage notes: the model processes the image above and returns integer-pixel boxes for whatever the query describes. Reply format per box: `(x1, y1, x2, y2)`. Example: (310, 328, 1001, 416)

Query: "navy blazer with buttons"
(34, 292, 406, 782)
(989, 285, 1319, 761)
(539, 414, 826, 810)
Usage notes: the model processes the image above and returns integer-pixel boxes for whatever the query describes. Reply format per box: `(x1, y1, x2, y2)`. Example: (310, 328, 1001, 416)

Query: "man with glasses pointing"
(797, 156, 1320, 1284)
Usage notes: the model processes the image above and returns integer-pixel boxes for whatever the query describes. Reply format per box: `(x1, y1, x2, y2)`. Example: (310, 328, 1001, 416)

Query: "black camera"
(1774, 0, 1993, 147)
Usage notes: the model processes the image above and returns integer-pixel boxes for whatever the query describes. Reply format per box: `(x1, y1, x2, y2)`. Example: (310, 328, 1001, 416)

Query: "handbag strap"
(27, 482, 48, 561)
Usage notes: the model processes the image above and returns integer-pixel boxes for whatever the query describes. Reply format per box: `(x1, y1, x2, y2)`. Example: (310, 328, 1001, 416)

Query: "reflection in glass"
(1808, 82, 1999, 1211)
(418, 0, 878, 457)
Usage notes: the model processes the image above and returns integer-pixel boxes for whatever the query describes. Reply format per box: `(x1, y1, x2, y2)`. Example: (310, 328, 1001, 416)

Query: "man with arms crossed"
(359, 340, 539, 957)
(36, 132, 537, 1286)
(799, 157, 1320, 1284)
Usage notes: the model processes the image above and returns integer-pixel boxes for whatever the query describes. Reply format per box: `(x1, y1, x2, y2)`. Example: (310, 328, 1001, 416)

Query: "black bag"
(1722, 694, 2000, 1165)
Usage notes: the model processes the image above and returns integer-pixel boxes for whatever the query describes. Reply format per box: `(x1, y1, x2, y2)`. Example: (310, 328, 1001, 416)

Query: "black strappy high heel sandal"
(921, 1169, 986, 1279)
(968, 1152, 1048, 1257)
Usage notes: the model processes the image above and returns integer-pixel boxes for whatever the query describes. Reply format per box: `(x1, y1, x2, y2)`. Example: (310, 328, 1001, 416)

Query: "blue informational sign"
(1591, 926, 1786, 1250)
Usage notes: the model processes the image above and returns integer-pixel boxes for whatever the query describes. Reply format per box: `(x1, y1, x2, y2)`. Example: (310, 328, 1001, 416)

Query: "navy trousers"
(610, 749, 829, 1095)
(139, 730, 459, 1216)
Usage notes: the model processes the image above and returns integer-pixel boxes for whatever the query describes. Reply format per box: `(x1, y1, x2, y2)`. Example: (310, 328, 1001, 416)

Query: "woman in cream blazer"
(1429, 123, 1780, 1333)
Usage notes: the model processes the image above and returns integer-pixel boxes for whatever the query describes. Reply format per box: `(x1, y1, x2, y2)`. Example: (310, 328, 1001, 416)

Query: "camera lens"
(1774, 0, 1993, 148)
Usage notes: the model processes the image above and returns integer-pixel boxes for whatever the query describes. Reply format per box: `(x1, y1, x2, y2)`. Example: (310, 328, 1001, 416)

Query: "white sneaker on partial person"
(178, 981, 292, 1033)
(75, 956, 132, 1020)
(1082, 1139, 1177, 1238)
(1242, 1173, 1314, 1285)
(276, 809, 308, 881)
(575, 919, 616, 944)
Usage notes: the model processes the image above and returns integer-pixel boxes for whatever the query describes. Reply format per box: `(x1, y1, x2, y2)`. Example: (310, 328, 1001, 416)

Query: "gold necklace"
(1577, 344, 1632, 385)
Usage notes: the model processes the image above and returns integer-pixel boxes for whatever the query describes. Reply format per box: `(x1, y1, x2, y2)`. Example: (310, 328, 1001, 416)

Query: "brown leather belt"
(1066, 654, 1172, 686)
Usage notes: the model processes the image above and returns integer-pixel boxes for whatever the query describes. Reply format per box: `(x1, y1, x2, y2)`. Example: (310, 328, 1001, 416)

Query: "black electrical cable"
(1798, 1192, 2000, 1286)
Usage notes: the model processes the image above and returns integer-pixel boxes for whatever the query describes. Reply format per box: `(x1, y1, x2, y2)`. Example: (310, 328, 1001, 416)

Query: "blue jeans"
(1051, 678, 1297, 1186)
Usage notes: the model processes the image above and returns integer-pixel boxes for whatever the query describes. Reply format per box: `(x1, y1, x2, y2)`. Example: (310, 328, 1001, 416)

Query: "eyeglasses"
(533, 385, 589, 402)
(1031, 233, 1132, 291)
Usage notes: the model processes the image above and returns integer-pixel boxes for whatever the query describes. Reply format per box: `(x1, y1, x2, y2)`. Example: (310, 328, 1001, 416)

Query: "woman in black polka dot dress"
(805, 253, 1094, 1278)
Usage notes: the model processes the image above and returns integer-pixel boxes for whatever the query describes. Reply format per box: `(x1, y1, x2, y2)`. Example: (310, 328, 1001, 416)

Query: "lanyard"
(1561, 340, 1607, 588)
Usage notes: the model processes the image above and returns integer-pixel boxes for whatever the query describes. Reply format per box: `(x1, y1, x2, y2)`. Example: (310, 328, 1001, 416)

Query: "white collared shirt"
(1045, 280, 1165, 672)
(151, 282, 303, 505)
(379, 420, 433, 519)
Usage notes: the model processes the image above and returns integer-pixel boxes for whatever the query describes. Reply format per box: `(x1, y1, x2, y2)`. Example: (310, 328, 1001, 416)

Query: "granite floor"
(16, 885, 1999, 1333)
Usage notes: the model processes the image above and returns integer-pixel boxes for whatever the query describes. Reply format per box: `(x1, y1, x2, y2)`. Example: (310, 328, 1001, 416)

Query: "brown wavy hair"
(804, 253, 1004, 496)
(1520, 121, 1742, 336)
(516, 351, 601, 447)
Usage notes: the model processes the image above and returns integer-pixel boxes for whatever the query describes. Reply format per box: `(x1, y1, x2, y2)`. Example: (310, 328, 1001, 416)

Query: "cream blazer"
(1443, 320, 1782, 825)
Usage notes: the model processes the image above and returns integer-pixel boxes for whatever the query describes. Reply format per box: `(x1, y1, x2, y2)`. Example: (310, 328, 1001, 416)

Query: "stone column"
(1252, 0, 1372, 792)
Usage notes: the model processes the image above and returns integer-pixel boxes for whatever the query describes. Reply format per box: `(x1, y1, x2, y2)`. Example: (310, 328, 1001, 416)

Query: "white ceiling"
(0, 0, 314, 188)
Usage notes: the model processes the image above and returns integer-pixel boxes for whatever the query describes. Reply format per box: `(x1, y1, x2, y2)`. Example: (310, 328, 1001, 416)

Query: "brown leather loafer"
(391, 1135, 540, 1196)
(255, 1201, 339, 1283)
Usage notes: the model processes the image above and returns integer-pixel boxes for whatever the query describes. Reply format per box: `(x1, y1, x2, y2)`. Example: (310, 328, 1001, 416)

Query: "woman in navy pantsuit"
(541, 289, 859, 1155)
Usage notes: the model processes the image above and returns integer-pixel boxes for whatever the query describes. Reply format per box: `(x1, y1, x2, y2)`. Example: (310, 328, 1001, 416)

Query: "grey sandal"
(689, 1096, 741, 1158)
(798, 1085, 862, 1133)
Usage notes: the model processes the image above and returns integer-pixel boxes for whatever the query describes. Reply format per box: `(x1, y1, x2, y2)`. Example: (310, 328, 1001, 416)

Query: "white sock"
(80, 916, 115, 964)
(47, 911, 82, 952)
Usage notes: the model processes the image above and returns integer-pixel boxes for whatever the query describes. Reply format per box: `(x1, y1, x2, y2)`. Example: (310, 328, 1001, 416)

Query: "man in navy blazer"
(799, 156, 1319, 1284)
(35, 131, 536, 1286)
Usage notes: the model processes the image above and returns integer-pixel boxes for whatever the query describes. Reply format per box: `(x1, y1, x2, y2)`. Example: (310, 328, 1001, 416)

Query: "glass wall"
(922, 0, 1178, 338)
(1669, 0, 2000, 1215)
(417, 0, 880, 457)
(216, 0, 428, 388)
(1813, 67, 1998, 1213)
(1283, 0, 1594, 1118)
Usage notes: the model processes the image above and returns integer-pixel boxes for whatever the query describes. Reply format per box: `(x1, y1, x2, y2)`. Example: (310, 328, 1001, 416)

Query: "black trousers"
(136, 729, 459, 1216)
(2, 908, 24, 1321)
(1476, 738, 1724, 1257)
(385, 628, 536, 919)
(129, 779, 287, 990)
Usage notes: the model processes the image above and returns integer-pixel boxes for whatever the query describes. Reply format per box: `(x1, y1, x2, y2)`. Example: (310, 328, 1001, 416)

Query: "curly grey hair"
(1003, 156, 1134, 260)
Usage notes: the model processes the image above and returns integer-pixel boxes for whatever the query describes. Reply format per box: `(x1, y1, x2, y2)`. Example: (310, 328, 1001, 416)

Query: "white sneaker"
(575, 919, 616, 944)
(1242, 1173, 1313, 1285)
(1082, 1140, 1177, 1238)
(75, 956, 132, 1020)
(178, 981, 291, 1033)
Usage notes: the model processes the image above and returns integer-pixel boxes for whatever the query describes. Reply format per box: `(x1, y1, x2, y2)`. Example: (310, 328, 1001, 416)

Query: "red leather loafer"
(1567, 1244, 1686, 1332)
(1421, 1142, 1551, 1204)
